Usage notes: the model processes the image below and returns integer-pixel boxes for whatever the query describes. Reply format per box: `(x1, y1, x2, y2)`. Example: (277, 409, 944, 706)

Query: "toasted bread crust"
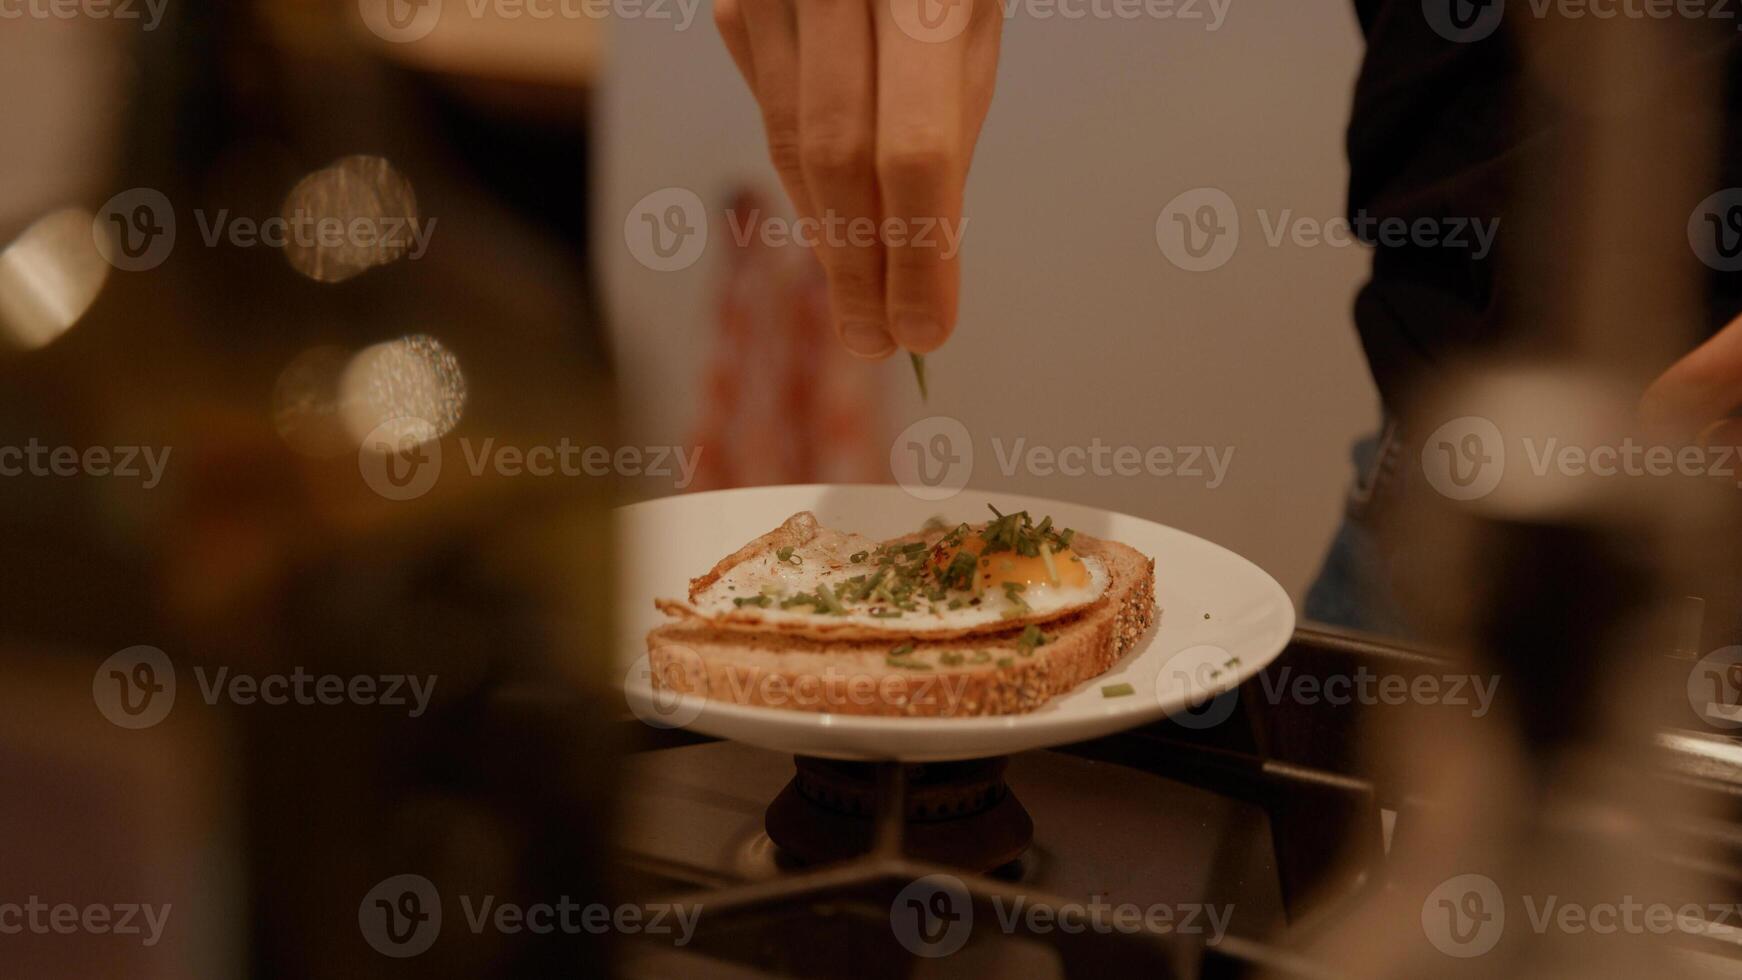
(648, 534, 1157, 717)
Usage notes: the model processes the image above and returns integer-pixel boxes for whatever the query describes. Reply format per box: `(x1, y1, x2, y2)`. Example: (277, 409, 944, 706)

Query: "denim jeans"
(1302, 429, 1412, 637)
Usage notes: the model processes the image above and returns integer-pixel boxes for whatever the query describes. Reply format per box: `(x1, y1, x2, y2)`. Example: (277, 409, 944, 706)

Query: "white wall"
(596, 1, 1382, 605)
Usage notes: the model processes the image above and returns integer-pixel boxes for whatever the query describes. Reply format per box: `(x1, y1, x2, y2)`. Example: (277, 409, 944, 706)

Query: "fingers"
(739, 0, 814, 219)
(1641, 312, 1742, 434)
(713, 0, 755, 89)
(798, 0, 891, 358)
(872, 0, 975, 354)
(718, 0, 1003, 359)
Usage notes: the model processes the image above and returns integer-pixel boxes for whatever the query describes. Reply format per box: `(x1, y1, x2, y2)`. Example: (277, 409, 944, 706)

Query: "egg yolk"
(933, 537, 1090, 592)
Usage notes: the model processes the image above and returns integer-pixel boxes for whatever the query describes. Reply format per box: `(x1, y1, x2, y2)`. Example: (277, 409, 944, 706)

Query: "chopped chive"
(996, 657, 1014, 668)
(940, 652, 964, 667)
(1039, 542, 1060, 585)
(909, 352, 928, 401)
(970, 649, 992, 664)
(850, 551, 868, 564)
(814, 586, 847, 615)
(891, 642, 914, 657)
(1101, 683, 1136, 699)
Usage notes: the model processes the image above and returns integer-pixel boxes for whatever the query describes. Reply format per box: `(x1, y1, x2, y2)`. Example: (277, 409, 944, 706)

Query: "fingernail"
(842, 320, 895, 358)
(893, 313, 944, 350)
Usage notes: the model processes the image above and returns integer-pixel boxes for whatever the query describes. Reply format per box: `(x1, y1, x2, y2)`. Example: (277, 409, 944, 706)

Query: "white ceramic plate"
(618, 485, 1294, 761)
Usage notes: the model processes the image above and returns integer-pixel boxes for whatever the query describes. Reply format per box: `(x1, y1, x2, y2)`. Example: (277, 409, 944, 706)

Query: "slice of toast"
(646, 532, 1157, 717)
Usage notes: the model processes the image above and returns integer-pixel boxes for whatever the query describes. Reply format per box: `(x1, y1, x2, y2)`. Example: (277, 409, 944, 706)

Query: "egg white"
(692, 531, 1109, 636)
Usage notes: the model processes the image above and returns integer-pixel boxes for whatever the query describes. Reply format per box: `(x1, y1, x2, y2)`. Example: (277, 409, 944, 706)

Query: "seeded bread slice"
(646, 534, 1157, 717)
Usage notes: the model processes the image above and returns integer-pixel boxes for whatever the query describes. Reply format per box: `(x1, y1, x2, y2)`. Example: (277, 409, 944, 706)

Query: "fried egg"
(663, 516, 1110, 640)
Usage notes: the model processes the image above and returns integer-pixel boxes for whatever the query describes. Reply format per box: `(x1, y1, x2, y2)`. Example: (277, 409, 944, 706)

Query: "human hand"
(714, 0, 1001, 359)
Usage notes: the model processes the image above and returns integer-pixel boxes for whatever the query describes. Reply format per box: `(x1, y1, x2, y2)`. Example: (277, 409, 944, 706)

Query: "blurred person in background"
(711, 0, 1742, 639)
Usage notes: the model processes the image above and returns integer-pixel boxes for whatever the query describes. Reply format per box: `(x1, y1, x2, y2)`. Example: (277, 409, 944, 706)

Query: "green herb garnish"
(813, 585, 847, 615)
(886, 641, 928, 670)
(1015, 625, 1047, 657)
(1101, 683, 1136, 698)
(909, 352, 928, 401)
